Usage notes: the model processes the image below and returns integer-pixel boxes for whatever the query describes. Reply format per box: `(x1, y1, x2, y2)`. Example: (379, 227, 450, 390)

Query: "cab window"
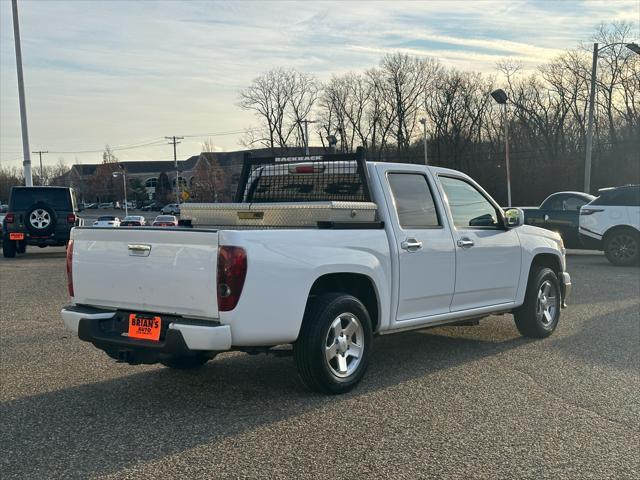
(439, 176, 500, 229)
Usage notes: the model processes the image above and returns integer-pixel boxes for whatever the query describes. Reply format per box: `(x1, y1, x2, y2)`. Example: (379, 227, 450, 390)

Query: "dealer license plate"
(128, 313, 161, 341)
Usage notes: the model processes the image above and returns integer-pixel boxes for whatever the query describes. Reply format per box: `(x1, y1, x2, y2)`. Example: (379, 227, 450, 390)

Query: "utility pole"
(32, 150, 47, 183)
(11, 0, 32, 186)
(165, 136, 183, 204)
(299, 119, 317, 155)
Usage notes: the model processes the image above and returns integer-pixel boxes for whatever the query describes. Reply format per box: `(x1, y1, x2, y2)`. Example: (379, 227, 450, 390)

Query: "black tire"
(2, 236, 16, 258)
(604, 229, 639, 266)
(514, 267, 561, 338)
(16, 241, 26, 254)
(160, 354, 212, 370)
(294, 293, 373, 394)
(24, 203, 57, 236)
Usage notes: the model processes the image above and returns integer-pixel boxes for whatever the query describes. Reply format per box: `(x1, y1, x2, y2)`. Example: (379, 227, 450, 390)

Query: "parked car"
(152, 215, 178, 227)
(120, 215, 146, 227)
(161, 203, 180, 215)
(1, 204, 9, 213)
(2, 186, 83, 258)
(62, 151, 571, 394)
(93, 216, 120, 227)
(140, 202, 162, 212)
(520, 191, 595, 248)
(85, 203, 98, 209)
(579, 184, 640, 266)
(98, 203, 113, 209)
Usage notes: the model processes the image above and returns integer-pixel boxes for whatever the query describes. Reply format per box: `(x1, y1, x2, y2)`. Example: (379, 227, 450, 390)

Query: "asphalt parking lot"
(1, 249, 638, 479)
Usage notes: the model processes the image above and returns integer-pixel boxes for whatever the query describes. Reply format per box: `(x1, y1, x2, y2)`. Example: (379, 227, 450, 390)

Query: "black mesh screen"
(236, 148, 371, 203)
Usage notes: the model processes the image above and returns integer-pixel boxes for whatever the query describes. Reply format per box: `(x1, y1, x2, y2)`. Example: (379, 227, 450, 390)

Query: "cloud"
(1, 0, 638, 165)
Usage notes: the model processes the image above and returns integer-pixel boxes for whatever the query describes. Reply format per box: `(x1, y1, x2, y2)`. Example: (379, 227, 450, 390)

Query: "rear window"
(97, 216, 116, 221)
(242, 161, 368, 203)
(10, 188, 72, 211)
(591, 186, 640, 206)
(155, 216, 175, 221)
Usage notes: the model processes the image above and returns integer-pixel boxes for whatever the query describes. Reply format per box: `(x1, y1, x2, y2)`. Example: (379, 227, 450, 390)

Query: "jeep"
(2, 186, 83, 258)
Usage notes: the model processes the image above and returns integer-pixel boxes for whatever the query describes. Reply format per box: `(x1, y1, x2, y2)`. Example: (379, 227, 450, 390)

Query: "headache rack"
(235, 146, 372, 203)
(181, 147, 382, 229)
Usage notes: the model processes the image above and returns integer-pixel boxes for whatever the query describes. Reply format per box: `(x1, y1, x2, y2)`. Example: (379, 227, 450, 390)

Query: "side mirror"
(504, 207, 524, 228)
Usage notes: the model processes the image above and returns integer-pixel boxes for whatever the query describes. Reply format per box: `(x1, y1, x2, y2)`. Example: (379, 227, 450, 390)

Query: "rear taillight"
(66, 240, 74, 297)
(217, 246, 247, 312)
(67, 213, 76, 224)
(580, 208, 603, 216)
(5, 213, 14, 223)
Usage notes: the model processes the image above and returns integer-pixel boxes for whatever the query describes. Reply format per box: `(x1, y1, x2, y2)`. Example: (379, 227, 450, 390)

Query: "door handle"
(456, 238, 474, 248)
(544, 214, 550, 222)
(401, 238, 423, 252)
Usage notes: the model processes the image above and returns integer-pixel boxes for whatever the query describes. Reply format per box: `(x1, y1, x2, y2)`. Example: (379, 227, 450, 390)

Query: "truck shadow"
(1, 324, 531, 479)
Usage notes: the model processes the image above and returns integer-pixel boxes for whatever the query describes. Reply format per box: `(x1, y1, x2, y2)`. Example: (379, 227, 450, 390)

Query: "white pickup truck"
(62, 150, 571, 394)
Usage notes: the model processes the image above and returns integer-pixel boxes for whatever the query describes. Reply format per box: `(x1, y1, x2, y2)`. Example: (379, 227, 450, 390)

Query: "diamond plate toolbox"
(181, 201, 378, 228)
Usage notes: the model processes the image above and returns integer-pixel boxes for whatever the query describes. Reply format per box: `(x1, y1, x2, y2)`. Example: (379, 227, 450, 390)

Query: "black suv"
(2, 186, 83, 258)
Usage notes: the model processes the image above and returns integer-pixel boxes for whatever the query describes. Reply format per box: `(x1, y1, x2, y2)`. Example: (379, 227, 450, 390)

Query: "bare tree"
(239, 68, 318, 152)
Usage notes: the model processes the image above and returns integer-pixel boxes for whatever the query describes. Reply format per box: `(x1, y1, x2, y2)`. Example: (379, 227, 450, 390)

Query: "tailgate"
(71, 228, 219, 318)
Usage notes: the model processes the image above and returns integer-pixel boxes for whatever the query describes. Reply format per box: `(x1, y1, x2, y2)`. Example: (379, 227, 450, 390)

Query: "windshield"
(10, 188, 72, 211)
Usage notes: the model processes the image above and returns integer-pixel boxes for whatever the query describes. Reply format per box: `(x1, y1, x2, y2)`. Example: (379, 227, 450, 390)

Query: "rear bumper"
(559, 271, 572, 308)
(61, 306, 231, 364)
(3, 230, 69, 246)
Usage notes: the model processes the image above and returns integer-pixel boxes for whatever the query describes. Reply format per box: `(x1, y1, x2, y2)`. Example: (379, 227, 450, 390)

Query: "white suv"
(579, 185, 640, 265)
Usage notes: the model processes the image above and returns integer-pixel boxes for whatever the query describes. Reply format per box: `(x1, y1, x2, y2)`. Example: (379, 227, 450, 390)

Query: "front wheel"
(294, 293, 373, 394)
(604, 229, 639, 266)
(16, 241, 26, 254)
(514, 267, 561, 338)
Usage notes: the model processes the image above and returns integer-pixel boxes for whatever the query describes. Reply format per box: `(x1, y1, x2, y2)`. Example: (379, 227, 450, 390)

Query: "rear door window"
(387, 173, 440, 228)
(11, 188, 72, 211)
(592, 186, 640, 206)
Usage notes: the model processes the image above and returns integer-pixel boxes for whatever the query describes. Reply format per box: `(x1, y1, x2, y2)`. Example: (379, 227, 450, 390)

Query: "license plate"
(9, 233, 24, 240)
(128, 314, 161, 341)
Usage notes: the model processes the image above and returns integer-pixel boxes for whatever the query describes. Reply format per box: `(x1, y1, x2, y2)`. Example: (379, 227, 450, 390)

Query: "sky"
(1, 0, 638, 167)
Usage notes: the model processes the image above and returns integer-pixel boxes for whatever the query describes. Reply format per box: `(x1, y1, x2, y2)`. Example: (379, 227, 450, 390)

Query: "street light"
(419, 117, 428, 165)
(583, 41, 640, 193)
(491, 88, 512, 207)
(112, 168, 128, 217)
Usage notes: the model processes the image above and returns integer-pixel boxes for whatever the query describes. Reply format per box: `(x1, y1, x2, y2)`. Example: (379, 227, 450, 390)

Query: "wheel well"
(308, 273, 380, 332)
(603, 225, 639, 243)
(531, 253, 562, 277)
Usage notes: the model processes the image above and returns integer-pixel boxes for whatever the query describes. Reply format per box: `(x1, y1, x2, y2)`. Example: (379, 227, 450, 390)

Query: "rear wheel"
(160, 354, 212, 370)
(2, 236, 16, 258)
(294, 293, 372, 394)
(604, 229, 639, 266)
(514, 267, 561, 338)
